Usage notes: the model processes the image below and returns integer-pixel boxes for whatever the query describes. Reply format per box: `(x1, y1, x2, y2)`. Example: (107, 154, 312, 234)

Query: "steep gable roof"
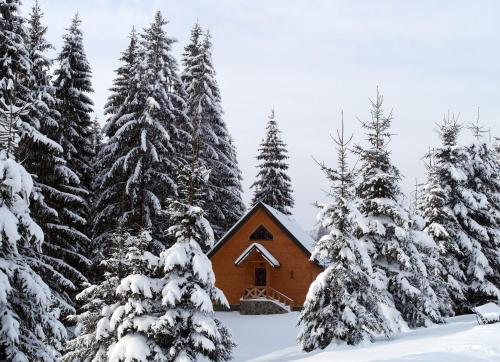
(208, 202, 315, 258)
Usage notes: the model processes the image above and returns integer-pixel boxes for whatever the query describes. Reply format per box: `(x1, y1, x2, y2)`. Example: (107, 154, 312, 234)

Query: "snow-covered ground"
(216, 312, 500, 361)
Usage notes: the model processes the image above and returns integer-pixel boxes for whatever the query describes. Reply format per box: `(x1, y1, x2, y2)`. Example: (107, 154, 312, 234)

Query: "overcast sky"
(21, 0, 500, 230)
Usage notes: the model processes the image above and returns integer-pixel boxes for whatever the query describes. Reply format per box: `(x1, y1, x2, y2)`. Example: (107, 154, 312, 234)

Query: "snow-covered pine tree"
(91, 27, 139, 252)
(53, 13, 94, 195)
(354, 89, 442, 329)
(462, 116, 500, 304)
(0, 0, 32, 156)
(0, 150, 66, 361)
(421, 116, 471, 312)
(251, 109, 294, 214)
(93, 13, 192, 255)
(62, 231, 141, 362)
(0, 9, 69, 346)
(298, 115, 388, 351)
(418, 154, 456, 317)
(102, 26, 138, 136)
(24, 4, 91, 314)
(152, 155, 235, 361)
(424, 115, 500, 312)
(409, 206, 453, 318)
(182, 24, 245, 239)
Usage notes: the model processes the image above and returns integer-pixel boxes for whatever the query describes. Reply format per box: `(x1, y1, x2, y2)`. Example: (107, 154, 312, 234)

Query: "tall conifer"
(93, 13, 191, 256)
(182, 24, 245, 239)
(299, 116, 387, 350)
(251, 109, 294, 214)
(354, 90, 442, 329)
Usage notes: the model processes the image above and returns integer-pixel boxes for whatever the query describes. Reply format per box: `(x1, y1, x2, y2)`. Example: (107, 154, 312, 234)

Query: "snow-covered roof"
(261, 203, 314, 253)
(208, 202, 315, 258)
(234, 243, 280, 267)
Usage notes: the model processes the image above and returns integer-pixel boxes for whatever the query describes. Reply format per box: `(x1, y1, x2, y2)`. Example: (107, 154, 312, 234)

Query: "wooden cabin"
(208, 202, 323, 312)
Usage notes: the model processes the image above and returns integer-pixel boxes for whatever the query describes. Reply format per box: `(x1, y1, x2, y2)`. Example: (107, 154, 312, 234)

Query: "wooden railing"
(243, 286, 266, 299)
(268, 287, 294, 307)
(242, 286, 294, 308)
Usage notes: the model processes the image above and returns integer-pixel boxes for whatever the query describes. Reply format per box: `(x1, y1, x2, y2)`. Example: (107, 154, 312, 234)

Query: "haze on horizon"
(21, 0, 500, 230)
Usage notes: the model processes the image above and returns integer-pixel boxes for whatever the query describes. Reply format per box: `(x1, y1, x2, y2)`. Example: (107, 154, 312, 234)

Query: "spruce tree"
(53, 13, 94, 194)
(23, 7, 91, 314)
(92, 27, 139, 250)
(298, 116, 388, 351)
(421, 117, 470, 312)
(93, 13, 192, 255)
(62, 231, 139, 362)
(423, 115, 500, 312)
(0, 6, 68, 349)
(182, 24, 245, 239)
(418, 155, 456, 317)
(47, 13, 93, 283)
(153, 157, 235, 361)
(0, 151, 66, 360)
(462, 117, 500, 303)
(251, 109, 294, 214)
(354, 90, 442, 329)
(0, 0, 32, 156)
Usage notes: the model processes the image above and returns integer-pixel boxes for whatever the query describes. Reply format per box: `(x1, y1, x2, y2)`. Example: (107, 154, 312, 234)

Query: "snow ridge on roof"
(261, 203, 314, 253)
(235, 242, 280, 267)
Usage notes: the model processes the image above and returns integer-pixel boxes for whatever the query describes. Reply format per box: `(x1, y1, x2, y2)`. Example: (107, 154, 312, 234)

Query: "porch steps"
(240, 286, 293, 314)
(240, 298, 290, 315)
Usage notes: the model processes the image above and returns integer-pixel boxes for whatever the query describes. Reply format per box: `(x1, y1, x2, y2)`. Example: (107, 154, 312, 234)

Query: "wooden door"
(255, 267, 267, 286)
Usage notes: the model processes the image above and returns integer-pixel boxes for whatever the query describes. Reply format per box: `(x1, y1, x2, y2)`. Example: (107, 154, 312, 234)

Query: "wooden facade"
(208, 202, 323, 309)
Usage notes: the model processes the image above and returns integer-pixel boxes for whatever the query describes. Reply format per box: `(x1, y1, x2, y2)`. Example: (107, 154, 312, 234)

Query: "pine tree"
(298, 116, 388, 351)
(53, 13, 94, 194)
(251, 109, 294, 214)
(47, 13, 93, 282)
(152, 156, 235, 361)
(462, 116, 500, 304)
(354, 89, 442, 329)
(423, 115, 500, 312)
(0, 150, 66, 360)
(93, 13, 191, 255)
(62, 231, 139, 362)
(26, 0, 90, 311)
(0, 7, 69, 348)
(24, 6, 91, 314)
(418, 154, 456, 317)
(0, 0, 32, 156)
(92, 27, 139, 251)
(182, 24, 245, 239)
(102, 26, 138, 135)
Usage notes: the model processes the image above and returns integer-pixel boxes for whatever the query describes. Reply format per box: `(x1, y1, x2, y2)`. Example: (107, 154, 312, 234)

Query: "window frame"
(249, 225, 274, 241)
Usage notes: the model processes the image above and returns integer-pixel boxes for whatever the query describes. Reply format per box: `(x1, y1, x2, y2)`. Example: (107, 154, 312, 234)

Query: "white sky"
(21, 0, 500, 230)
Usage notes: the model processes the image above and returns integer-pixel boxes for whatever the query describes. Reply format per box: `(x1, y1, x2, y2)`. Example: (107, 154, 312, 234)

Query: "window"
(250, 225, 273, 241)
